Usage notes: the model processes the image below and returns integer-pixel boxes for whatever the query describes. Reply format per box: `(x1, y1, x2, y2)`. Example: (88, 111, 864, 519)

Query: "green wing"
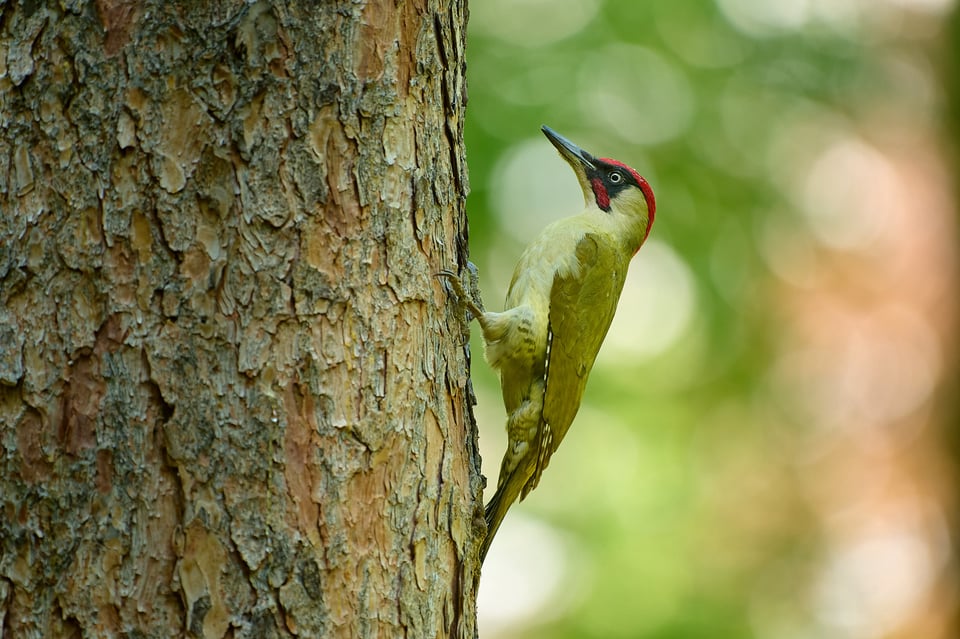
(521, 233, 629, 497)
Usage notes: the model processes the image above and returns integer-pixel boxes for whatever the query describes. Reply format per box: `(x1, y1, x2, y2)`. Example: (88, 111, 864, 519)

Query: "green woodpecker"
(441, 125, 656, 562)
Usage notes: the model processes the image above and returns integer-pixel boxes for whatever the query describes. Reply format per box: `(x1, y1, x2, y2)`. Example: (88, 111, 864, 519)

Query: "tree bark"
(0, 1, 480, 637)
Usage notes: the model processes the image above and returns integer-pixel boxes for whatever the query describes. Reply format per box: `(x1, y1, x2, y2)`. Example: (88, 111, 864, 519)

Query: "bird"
(439, 125, 656, 562)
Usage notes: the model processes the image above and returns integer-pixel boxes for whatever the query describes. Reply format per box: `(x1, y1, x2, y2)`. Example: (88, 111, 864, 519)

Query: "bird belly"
(479, 303, 548, 413)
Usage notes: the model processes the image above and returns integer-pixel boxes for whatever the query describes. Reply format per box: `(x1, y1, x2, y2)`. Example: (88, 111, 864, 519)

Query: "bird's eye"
(609, 171, 623, 183)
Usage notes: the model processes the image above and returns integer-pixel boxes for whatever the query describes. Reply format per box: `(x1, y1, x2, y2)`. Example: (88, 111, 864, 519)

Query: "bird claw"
(436, 268, 485, 320)
(435, 269, 467, 299)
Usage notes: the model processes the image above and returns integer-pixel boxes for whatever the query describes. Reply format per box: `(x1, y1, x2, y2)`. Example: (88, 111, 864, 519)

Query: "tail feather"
(480, 465, 530, 563)
(481, 486, 508, 563)
(481, 397, 546, 563)
(480, 493, 500, 562)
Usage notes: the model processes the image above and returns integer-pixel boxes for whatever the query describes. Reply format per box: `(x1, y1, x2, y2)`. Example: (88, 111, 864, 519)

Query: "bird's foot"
(436, 269, 485, 321)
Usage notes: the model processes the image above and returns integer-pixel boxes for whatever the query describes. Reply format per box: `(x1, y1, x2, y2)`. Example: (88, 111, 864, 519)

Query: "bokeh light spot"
(470, 0, 601, 47)
(478, 513, 573, 635)
(813, 525, 937, 636)
(601, 240, 697, 363)
(801, 138, 904, 253)
(578, 45, 695, 145)
(490, 136, 585, 246)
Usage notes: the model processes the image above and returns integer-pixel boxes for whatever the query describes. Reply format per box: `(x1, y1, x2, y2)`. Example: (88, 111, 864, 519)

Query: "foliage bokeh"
(464, 1, 959, 637)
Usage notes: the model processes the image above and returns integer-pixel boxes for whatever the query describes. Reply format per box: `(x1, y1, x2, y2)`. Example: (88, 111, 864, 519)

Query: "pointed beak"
(541, 125, 596, 172)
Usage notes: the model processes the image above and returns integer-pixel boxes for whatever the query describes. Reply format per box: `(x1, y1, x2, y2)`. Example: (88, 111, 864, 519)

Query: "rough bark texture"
(0, 1, 481, 637)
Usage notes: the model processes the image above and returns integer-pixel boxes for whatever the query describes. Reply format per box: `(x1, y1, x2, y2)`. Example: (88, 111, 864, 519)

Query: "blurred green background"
(463, 1, 959, 637)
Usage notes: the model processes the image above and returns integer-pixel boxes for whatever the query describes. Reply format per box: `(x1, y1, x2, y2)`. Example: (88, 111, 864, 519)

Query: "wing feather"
(520, 233, 629, 497)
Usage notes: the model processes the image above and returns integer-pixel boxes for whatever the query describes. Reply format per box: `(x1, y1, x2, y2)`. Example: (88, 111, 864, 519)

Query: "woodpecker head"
(542, 125, 656, 244)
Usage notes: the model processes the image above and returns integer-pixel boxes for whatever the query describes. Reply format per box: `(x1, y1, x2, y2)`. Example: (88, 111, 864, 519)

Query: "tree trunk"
(0, 1, 480, 638)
